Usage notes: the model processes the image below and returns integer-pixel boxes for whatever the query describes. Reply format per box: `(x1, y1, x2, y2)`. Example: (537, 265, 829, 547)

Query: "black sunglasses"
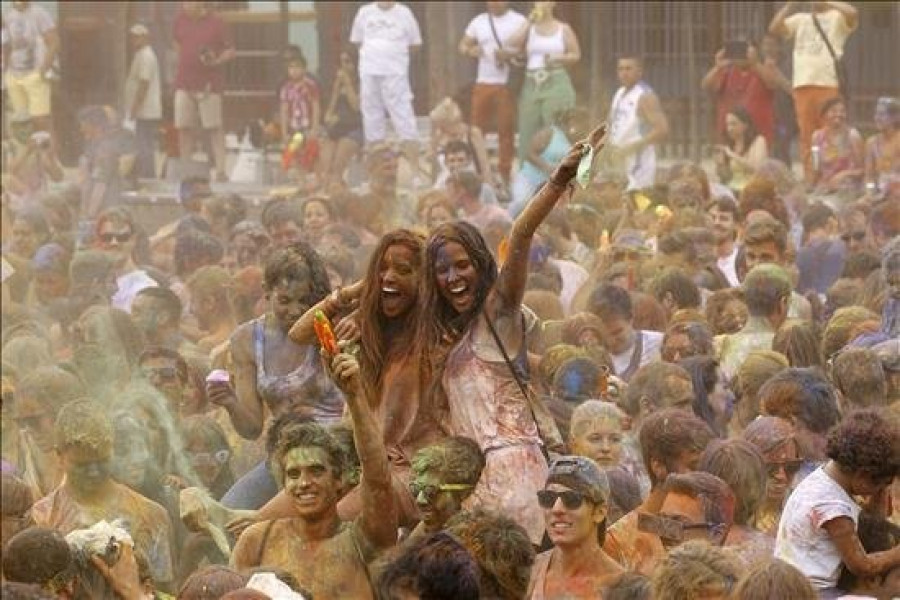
(638, 512, 717, 544)
(766, 458, 804, 479)
(537, 489, 586, 510)
(99, 231, 133, 244)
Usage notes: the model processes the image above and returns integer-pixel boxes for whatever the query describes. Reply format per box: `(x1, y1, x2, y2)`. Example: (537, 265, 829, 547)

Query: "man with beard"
(231, 350, 396, 599)
(707, 196, 741, 287)
(31, 399, 174, 589)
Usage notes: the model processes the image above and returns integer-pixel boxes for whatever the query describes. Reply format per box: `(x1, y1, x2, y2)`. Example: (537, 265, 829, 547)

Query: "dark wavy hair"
(262, 241, 331, 300)
(358, 229, 424, 392)
(419, 221, 498, 348)
(678, 355, 726, 437)
(726, 106, 761, 151)
(826, 409, 899, 480)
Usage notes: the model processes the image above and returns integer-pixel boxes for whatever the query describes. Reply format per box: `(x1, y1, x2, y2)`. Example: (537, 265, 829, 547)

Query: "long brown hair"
(358, 229, 424, 392)
(417, 221, 498, 352)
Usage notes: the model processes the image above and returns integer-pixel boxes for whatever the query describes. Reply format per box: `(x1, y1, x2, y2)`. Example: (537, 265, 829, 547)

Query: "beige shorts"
(4, 70, 51, 118)
(174, 89, 222, 129)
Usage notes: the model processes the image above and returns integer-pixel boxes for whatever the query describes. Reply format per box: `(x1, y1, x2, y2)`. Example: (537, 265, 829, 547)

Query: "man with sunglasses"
(405, 436, 484, 543)
(603, 409, 715, 576)
(94, 207, 156, 313)
(639, 471, 735, 550)
(527, 456, 624, 599)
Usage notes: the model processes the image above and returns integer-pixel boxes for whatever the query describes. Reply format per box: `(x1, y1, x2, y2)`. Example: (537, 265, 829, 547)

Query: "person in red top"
(173, 1, 235, 182)
(702, 39, 782, 146)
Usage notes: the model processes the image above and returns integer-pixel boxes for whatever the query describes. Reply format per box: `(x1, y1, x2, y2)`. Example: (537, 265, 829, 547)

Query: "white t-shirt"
(350, 2, 422, 77)
(611, 330, 663, 377)
(717, 245, 740, 287)
(112, 269, 157, 313)
(463, 10, 528, 85)
(784, 9, 854, 88)
(775, 466, 860, 590)
(1, 3, 55, 74)
(125, 45, 162, 120)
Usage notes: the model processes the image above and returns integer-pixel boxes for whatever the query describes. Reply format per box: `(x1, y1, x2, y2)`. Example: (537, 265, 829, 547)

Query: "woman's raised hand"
(551, 123, 608, 186)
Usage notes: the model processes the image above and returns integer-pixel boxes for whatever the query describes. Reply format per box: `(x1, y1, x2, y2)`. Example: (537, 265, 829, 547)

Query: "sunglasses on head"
(536, 489, 587, 510)
(409, 482, 473, 502)
(766, 458, 804, 479)
(99, 231, 133, 244)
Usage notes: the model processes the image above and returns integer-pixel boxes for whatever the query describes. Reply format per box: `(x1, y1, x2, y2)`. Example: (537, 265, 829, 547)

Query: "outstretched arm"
(769, 2, 796, 38)
(495, 124, 607, 311)
(329, 351, 396, 549)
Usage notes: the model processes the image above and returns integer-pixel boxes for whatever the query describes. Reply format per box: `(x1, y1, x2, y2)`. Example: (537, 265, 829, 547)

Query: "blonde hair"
(570, 400, 627, 440)
(430, 97, 462, 124)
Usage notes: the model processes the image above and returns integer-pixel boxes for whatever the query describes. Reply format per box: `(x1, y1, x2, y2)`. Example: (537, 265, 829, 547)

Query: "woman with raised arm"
(417, 123, 607, 544)
(288, 229, 443, 525)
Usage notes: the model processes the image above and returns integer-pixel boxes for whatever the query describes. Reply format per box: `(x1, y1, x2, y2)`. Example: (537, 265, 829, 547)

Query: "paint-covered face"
(541, 483, 604, 548)
(410, 470, 464, 533)
(140, 356, 186, 415)
(186, 438, 228, 491)
(435, 241, 480, 315)
(379, 244, 418, 319)
(708, 207, 736, 243)
(658, 492, 722, 549)
(762, 438, 801, 503)
(282, 446, 342, 520)
(130, 295, 170, 339)
(268, 278, 314, 333)
(661, 332, 696, 363)
(112, 427, 152, 489)
(63, 446, 113, 496)
(571, 417, 625, 468)
(11, 219, 42, 259)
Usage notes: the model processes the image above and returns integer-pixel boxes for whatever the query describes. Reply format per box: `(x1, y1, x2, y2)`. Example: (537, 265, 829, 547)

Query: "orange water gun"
(313, 310, 339, 356)
(281, 132, 304, 170)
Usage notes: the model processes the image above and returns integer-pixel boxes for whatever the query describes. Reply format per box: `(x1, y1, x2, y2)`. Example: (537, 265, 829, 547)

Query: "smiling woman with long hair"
(415, 124, 607, 544)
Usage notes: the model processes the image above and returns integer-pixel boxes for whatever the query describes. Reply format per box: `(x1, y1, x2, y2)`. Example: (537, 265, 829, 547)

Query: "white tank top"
(609, 82, 657, 190)
(526, 24, 565, 70)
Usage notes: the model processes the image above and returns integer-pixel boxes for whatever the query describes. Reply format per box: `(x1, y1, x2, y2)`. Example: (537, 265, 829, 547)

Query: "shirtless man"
(528, 456, 624, 599)
(231, 349, 396, 599)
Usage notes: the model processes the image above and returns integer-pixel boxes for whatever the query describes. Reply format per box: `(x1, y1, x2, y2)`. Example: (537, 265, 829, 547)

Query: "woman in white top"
(504, 1, 580, 162)
(715, 106, 768, 194)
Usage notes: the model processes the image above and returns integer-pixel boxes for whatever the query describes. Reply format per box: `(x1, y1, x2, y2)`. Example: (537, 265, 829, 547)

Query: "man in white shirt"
(124, 24, 162, 179)
(1, 0, 58, 133)
(605, 56, 670, 191)
(350, 2, 422, 174)
(587, 283, 663, 381)
(708, 196, 740, 287)
(769, 1, 858, 182)
(458, 2, 527, 188)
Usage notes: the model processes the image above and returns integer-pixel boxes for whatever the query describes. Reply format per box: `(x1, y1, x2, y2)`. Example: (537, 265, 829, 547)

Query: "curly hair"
(662, 322, 714, 363)
(445, 509, 535, 600)
(358, 229, 424, 393)
(651, 540, 739, 600)
(731, 558, 816, 600)
(825, 409, 899, 480)
(54, 399, 113, 455)
(639, 409, 715, 487)
(272, 422, 345, 484)
(419, 221, 498, 348)
(410, 436, 485, 487)
(698, 439, 767, 525)
(759, 368, 841, 434)
(738, 179, 790, 229)
(262, 241, 331, 302)
(705, 288, 747, 335)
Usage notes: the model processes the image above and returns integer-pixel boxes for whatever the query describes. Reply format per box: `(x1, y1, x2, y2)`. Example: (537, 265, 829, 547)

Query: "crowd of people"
(2, 1, 900, 599)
